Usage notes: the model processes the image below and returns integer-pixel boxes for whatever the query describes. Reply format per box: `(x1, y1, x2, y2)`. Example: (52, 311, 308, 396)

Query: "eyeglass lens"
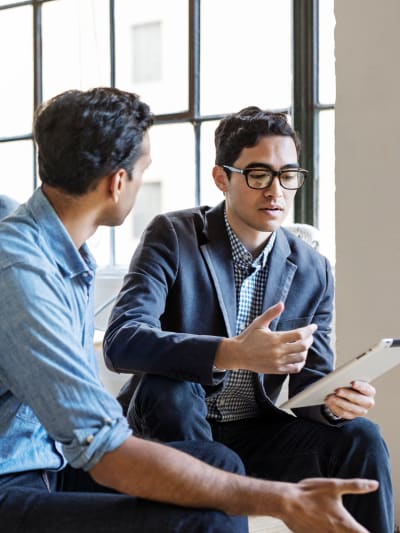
(246, 169, 305, 190)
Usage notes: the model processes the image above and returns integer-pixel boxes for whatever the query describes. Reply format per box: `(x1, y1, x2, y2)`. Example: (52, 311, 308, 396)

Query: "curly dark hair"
(34, 87, 153, 195)
(214, 106, 301, 167)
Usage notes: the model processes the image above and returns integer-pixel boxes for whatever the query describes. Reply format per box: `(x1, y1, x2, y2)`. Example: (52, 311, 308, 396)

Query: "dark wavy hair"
(34, 87, 153, 195)
(214, 106, 301, 167)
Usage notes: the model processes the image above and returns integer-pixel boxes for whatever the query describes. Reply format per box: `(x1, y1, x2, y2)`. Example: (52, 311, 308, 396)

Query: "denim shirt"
(0, 188, 131, 477)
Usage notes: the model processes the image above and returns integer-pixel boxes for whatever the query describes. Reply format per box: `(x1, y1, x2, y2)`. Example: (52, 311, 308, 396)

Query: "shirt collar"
(27, 188, 96, 279)
(224, 211, 276, 269)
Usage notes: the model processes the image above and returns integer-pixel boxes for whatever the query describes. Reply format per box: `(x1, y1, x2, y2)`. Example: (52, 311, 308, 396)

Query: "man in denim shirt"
(0, 88, 378, 533)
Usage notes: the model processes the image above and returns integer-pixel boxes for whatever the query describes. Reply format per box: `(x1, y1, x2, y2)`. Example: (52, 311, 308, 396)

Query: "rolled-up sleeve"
(62, 415, 131, 471)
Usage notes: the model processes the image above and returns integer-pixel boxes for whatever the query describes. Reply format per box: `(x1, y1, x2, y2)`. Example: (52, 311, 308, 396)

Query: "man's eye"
(247, 171, 270, 179)
(281, 171, 300, 181)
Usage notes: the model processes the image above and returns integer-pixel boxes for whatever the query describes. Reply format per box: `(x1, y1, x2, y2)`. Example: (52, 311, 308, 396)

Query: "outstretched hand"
(215, 302, 317, 374)
(280, 477, 379, 533)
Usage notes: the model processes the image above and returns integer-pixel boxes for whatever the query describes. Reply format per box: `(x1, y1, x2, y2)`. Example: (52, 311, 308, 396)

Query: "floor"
(249, 516, 292, 532)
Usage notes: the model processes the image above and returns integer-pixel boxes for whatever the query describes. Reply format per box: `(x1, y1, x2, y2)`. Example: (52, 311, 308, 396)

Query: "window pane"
(318, 110, 335, 265)
(114, 0, 188, 115)
(131, 22, 162, 83)
(0, 5, 33, 137)
(318, 0, 336, 104)
(42, 0, 110, 101)
(114, 123, 195, 265)
(0, 140, 34, 203)
(201, 0, 292, 115)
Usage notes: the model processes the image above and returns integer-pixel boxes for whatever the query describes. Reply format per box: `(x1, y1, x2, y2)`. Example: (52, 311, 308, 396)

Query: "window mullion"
(33, 0, 43, 190)
(189, 0, 201, 205)
(292, 0, 318, 226)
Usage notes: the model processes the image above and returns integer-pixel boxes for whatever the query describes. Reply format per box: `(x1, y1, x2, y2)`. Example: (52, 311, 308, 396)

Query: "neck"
(42, 185, 99, 248)
(250, 238, 272, 258)
(225, 214, 271, 257)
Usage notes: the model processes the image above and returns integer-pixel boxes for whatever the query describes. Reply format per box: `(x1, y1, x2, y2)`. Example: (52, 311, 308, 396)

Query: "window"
(0, 0, 336, 266)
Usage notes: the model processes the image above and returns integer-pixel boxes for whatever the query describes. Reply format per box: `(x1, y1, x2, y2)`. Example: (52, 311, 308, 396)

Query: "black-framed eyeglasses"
(222, 165, 308, 190)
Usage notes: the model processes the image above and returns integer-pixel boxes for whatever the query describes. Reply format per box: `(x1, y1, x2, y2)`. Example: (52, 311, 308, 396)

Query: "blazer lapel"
(200, 203, 237, 337)
(263, 228, 297, 331)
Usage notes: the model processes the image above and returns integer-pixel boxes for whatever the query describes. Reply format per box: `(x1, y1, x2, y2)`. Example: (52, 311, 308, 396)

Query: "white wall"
(335, 0, 400, 526)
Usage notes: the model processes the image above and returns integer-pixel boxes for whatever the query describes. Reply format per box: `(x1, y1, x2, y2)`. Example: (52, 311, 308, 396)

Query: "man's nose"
(263, 176, 283, 196)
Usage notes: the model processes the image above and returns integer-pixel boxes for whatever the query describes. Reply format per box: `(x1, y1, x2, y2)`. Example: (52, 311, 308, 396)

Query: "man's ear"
(212, 165, 229, 192)
(108, 169, 128, 203)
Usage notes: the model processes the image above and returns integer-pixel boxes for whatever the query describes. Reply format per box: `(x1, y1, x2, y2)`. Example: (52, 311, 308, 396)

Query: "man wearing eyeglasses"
(105, 107, 393, 533)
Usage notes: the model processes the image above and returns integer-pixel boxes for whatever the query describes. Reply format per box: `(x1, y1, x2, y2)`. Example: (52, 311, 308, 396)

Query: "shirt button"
(104, 417, 112, 425)
(86, 435, 94, 444)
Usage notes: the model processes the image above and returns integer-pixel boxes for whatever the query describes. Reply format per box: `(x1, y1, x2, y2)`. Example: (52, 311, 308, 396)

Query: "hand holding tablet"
(280, 338, 400, 409)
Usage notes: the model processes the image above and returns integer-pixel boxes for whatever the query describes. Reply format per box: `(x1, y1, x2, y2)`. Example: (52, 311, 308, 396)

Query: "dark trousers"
(0, 441, 248, 533)
(129, 375, 394, 533)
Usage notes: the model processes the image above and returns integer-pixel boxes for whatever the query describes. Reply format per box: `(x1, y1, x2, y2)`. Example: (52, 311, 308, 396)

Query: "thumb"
(252, 302, 284, 330)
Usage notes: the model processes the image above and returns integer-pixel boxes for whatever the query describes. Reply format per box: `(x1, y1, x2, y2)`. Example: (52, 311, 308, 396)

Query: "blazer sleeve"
(103, 214, 224, 386)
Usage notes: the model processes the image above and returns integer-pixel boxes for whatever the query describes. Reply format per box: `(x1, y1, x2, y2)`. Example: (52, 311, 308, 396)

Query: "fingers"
(293, 478, 378, 533)
(278, 323, 318, 344)
(335, 478, 379, 496)
(325, 395, 370, 419)
(351, 380, 376, 397)
(275, 343, 309, 373)
(300, 477, 379, 496)
(283, 361, 306, 374)
(239, 304, 318, 374)
(275, 326, 318, 373)
(325, 381, 376, 419)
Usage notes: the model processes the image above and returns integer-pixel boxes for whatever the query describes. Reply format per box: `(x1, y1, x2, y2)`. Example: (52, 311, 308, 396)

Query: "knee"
(134, 375, 205, 413)
(173, 440, 246, 476)
(131, 375, 209, 433)
(340, 418, 388, 457)
(128, 375, 212, 441)
(205, 441, 246, 476)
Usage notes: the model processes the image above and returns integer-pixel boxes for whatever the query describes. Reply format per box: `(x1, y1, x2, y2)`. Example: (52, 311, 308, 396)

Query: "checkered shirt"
(206, 215, 276, 422)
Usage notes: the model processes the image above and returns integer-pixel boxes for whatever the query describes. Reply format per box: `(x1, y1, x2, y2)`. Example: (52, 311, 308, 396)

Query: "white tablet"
(280, 338, 400, 409)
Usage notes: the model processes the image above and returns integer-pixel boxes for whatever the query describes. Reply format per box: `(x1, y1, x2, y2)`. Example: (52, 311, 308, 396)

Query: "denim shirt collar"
(28, 188, 96, 281)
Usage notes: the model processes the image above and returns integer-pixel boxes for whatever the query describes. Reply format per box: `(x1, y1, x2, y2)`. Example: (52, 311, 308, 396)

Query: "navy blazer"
(104, 202, 335, 424)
